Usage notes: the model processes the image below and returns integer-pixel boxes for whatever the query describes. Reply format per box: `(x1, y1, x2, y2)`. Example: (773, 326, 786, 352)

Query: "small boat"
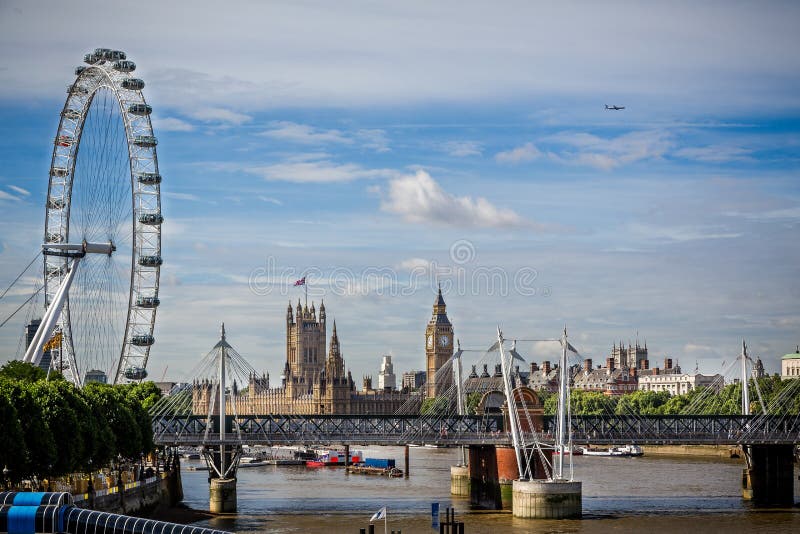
(185, 465, 208, 471)
(580, 444, 643, 457)
(553, 446, 584, 456)
(306, 449, 363, 467)
(239, 456, 269, 468)
(347, 465, 404, 477)
(347, 458, 403, 477)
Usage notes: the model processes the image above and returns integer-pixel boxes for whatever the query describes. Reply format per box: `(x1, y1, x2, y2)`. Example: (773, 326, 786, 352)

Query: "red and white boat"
(306, 449, 363, 467)
(553, 446, 584, 456)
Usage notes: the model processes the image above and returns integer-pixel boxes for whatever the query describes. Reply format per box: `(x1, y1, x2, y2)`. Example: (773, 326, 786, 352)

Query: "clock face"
(439, 335, 449, 347)
(427, 334, 433, 348)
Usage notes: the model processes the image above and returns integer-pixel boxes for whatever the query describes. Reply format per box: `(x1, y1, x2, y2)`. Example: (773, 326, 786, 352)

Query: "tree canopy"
(0, 361, 161, 481)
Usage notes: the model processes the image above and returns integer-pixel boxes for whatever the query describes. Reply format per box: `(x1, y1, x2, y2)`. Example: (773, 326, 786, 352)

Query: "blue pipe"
(0, 493, 230, 534)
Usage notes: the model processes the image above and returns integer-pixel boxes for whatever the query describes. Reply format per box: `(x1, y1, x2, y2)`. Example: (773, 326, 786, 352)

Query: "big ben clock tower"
(425, 285, 454, 398)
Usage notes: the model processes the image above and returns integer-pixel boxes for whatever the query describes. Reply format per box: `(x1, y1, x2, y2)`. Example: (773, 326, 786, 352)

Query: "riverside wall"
(641, 444, 744, 459)
(73, 467, 183, 517)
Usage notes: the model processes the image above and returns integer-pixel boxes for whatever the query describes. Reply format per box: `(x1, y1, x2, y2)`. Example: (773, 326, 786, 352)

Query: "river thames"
(178, 446, 799, 533)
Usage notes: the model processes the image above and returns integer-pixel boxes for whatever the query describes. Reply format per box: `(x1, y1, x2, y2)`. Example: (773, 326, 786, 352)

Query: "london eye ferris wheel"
(24, 48, 163, 386)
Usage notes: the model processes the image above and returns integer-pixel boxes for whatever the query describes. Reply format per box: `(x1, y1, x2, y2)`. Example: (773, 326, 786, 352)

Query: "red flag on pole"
(294, 276, 306, 286)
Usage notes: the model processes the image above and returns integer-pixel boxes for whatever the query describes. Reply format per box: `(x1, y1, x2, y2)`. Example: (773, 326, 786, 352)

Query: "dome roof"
(782, 346, 800, 360)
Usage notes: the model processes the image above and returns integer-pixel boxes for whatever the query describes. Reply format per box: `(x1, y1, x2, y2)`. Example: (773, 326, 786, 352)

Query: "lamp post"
(47, 463, 52, 492)
(2, 465, 9, 490)
(87, 458, 93, 493)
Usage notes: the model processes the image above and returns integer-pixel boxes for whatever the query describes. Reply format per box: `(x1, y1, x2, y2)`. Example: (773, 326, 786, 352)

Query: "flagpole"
(305, 274, 308, 307)
(384, 507, 387, 534)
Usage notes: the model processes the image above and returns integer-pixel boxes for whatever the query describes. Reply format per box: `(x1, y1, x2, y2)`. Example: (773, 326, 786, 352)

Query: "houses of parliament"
(192, 288, 454, 415)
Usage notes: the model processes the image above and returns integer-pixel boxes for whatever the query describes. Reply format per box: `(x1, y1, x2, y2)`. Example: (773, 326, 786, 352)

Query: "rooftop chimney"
(542, 361, 551, 374)
(530, 362, 539, 373)
(640, 359, 649, 370)
(583, 358, 592, 373)
(664, 357, 673, 370)
(606, 357, 615, 372)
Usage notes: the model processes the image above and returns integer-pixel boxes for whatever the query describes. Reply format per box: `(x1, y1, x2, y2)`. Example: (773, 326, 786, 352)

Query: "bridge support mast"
(739, 340, 794, 506)
(450, 342, 471, 497)
(204, 324, 239, 513)
(509, 327, 581, 519)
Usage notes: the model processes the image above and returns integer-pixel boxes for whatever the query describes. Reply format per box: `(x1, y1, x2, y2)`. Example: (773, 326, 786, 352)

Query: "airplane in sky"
(605, 105, 625, 110)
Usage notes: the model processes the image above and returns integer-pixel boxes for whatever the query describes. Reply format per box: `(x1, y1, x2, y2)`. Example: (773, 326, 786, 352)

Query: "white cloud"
(495, 142, 541, 164)
(0, 190, 21, 202)
(261, 121, 351, 145)
(545, 130, 673, 170)
(155, 116, 195, 132)
(186, 107, 251, 126)
(356, 129, 391, 153)
(675, 145, 753, 163)
(163, 191, 202, 202)
(381, 170, 526, 228)
(259, 196, 283, 206)
(247, 156, 397, 183)
(1, 3, 799, 113)
(261, 122, 391, 152)
(440, 141, 482, 157)
(630, 223, 742, 243)
(723, 205, 800, 221)
(396, 257, 431, 272)
(8, 185, 30, 196)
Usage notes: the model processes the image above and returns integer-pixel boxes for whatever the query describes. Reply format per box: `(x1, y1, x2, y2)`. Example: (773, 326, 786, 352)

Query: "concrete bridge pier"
(450, 465, 470, 496)
(468, 445, 502, 510)
(467, 445, 550, 509)
(742, 444, 795, 506)
(209, 478, 236, 513)
(205, 445, 239, 513)
(513, 480, 582, 519)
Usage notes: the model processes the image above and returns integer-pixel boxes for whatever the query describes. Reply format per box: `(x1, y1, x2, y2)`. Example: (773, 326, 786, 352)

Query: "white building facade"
(781, 347, 800, 380)
(638, 372, 722, 395)
(377, 354, 396, 390)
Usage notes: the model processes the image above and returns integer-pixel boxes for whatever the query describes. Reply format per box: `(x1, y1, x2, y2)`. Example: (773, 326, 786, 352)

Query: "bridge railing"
(153, 414, 506, 446)
(152, 414, 800, 446)
(552, 415, 800, 445)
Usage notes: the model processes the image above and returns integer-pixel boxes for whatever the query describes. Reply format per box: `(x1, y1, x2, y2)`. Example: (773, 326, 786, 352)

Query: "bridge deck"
(153, 414, 800, 447)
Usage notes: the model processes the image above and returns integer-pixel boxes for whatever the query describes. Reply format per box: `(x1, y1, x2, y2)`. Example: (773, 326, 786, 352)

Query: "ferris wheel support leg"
(23, 257, 81, 367)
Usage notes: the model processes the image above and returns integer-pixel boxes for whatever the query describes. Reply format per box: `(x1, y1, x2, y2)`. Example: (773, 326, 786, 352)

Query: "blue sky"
(0, 1, 798, 382)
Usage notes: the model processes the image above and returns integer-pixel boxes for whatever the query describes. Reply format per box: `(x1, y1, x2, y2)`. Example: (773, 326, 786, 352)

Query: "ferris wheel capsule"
(113, 60, 136, 73)
(133, 135, 157, 147)
(139, 213, 164, 225)
(137, 172, 161, 185)
(128, 103, 152, 116)
(121, 78, 145, 90)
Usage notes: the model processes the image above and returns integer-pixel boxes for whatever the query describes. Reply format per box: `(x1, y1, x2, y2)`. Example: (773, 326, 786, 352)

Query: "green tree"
(544, 389, 617, 416)
(615, 390, 670, 415)
(420, 396, 450, 415)
(0, 380, 27, 478)
(0, 360, 51, 382)
(571, 389, 617, 415)
(31, 380, 87, 475)
(465, 392, 482, 415)
(80, 383, 120, 466)
(0, 378, 55, 478)
(124, 381, 163, 411)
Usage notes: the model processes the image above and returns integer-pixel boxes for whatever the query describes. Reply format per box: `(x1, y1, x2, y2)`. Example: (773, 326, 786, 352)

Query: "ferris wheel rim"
(43, 49, 162, 386)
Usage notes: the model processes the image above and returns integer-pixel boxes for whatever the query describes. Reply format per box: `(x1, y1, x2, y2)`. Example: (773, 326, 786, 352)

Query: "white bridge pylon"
(496, 326, 575, 482)
(23, 241, 115, 382)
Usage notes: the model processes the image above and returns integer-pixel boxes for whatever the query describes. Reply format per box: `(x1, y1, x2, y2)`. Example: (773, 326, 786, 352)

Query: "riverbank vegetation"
(464, 375, 799, 416)
(0, 361, 161, 483)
